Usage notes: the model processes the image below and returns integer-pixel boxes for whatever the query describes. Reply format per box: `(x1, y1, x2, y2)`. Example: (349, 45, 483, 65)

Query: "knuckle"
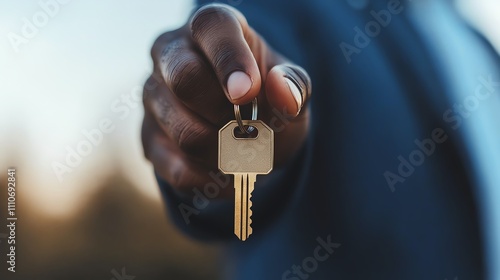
(142, 82, 158, 111)
(160, 41, 203, 98)
(151, 29, 183, 60)
(190, 4, 235, 38)
(173, 119, 212, 153)
(168, 58, 203, 99)
(143, 75, 162, 100)
(157, 100, 173, 128)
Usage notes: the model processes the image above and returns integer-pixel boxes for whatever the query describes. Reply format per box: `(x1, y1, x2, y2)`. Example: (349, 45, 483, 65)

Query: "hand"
(142, 3, 312, 195)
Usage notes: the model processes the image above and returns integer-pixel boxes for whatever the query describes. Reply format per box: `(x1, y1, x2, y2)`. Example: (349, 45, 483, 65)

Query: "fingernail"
(284, 77, 303, 116)
(227, 71, 252, 101)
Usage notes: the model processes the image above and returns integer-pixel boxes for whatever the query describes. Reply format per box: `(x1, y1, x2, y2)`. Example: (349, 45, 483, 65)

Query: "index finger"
(190, 4, 262, 105)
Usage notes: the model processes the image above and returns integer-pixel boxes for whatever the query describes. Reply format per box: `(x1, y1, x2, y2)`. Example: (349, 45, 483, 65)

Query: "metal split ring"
(234, 98, 258, 134)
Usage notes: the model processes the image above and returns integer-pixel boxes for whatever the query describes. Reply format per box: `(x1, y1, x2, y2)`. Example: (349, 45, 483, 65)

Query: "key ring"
(234, 98, 258, 134)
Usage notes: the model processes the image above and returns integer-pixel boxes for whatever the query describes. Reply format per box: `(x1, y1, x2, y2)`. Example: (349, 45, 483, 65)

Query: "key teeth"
(248, 196, 253, 218)
(248, 216, 253, 236)
(248, 197, 253, 234)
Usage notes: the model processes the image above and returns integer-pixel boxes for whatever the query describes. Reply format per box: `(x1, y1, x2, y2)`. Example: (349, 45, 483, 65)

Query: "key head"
(218, 120, 274, 175)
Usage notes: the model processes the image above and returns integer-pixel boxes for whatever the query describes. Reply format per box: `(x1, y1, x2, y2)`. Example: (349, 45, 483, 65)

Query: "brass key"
(218, 120, 274, 241)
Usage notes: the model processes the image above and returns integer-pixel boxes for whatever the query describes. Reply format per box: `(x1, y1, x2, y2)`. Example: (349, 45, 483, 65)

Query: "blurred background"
(0, 0, 222, 279)
(0, 0, 498, 279)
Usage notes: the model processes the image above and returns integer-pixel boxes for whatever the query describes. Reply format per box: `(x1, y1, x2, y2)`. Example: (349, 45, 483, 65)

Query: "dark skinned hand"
(142, 4, 312, 197)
